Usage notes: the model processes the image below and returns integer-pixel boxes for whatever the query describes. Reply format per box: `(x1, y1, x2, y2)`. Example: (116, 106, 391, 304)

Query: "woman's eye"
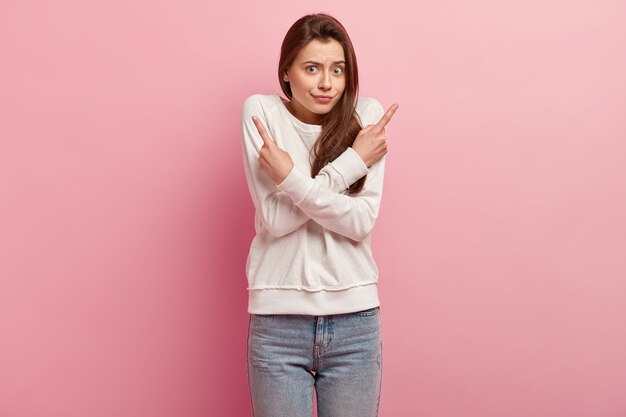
(305, 66, 344, 74)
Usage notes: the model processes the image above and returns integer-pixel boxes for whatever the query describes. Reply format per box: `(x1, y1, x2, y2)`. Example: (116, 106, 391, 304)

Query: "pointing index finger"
(252, 116, 274, 147)
(374, 104, 399, 132)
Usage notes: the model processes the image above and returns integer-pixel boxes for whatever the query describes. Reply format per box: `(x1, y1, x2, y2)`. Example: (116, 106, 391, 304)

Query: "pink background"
(1, 0, 625, 416)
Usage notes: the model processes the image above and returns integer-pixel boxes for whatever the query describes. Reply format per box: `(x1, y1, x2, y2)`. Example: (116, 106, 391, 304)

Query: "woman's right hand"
(352, 104, 399, 167)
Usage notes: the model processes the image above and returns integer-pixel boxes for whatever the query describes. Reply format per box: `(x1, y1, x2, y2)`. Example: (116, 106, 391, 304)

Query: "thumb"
(360, 124, 377, 134)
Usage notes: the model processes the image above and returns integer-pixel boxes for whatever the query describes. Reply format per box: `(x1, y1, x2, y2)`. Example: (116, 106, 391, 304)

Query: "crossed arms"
(240, 95, 387, 242)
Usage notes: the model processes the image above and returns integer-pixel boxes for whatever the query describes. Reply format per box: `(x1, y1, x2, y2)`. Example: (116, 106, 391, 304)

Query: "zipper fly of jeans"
(314, 316, 330, 350)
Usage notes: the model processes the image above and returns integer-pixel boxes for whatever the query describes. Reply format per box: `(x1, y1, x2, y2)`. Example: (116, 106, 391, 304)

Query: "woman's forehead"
(295, 39, 345, 63)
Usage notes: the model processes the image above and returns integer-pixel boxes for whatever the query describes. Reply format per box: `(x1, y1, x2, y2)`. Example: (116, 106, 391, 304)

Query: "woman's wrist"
(352, 147, 371, 168)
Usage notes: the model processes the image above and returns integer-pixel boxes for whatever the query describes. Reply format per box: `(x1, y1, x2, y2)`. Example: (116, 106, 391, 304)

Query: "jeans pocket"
(353, 306, 380, 317)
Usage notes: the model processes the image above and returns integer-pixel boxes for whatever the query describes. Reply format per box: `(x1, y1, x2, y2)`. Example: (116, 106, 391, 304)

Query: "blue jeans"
(247, 307, 383, 417)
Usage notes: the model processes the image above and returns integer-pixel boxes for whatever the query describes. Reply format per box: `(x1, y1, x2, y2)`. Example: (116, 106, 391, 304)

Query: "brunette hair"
(278, 13, 367, 194)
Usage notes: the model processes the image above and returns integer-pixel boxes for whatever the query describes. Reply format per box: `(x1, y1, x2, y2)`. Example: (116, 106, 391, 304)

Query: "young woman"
(240, 12, 398, 417)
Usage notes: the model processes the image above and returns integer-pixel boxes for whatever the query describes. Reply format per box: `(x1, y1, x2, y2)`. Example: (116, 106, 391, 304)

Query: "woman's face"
(283, 38, 346, 125)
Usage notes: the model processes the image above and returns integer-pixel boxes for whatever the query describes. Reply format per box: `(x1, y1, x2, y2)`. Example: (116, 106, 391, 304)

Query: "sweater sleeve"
(241, 95, 370, 238)
(275, 99, 387, 242)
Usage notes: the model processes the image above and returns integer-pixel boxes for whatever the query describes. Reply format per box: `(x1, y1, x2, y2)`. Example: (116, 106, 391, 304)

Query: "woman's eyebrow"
(302, 60, 346, 65)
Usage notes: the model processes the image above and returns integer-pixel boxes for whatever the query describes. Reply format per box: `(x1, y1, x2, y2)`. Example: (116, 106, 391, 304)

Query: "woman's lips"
(313, 95, 333, 103)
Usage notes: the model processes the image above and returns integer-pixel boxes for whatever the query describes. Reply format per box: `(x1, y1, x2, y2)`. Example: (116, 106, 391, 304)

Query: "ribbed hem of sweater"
(247, 283, 380, 315)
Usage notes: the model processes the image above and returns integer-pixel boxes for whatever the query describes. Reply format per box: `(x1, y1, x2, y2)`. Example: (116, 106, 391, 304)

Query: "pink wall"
(1, 0, 625, 416)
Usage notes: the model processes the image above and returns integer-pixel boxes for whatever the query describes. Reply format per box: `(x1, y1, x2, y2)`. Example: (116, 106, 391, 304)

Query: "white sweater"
(240, 93, 387, 315)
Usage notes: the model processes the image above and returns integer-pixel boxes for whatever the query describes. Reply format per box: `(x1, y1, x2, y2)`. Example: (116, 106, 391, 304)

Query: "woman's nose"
(319, 72, 331, 90)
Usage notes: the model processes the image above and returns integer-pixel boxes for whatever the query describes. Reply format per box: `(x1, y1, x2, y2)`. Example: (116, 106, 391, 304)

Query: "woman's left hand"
(252, 116, 294, 185)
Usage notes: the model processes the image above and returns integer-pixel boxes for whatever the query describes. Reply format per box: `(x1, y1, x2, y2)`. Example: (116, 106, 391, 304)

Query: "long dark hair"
(278, 13, 366, 194)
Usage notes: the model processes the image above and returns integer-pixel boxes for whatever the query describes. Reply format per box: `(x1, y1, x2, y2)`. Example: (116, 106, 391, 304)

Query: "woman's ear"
(283, 72, 289, 82)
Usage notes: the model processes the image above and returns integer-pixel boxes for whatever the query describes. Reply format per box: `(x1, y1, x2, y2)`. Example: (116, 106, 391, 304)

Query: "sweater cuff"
(328, 147, 369, 189)
(276, 165, 315, 205)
